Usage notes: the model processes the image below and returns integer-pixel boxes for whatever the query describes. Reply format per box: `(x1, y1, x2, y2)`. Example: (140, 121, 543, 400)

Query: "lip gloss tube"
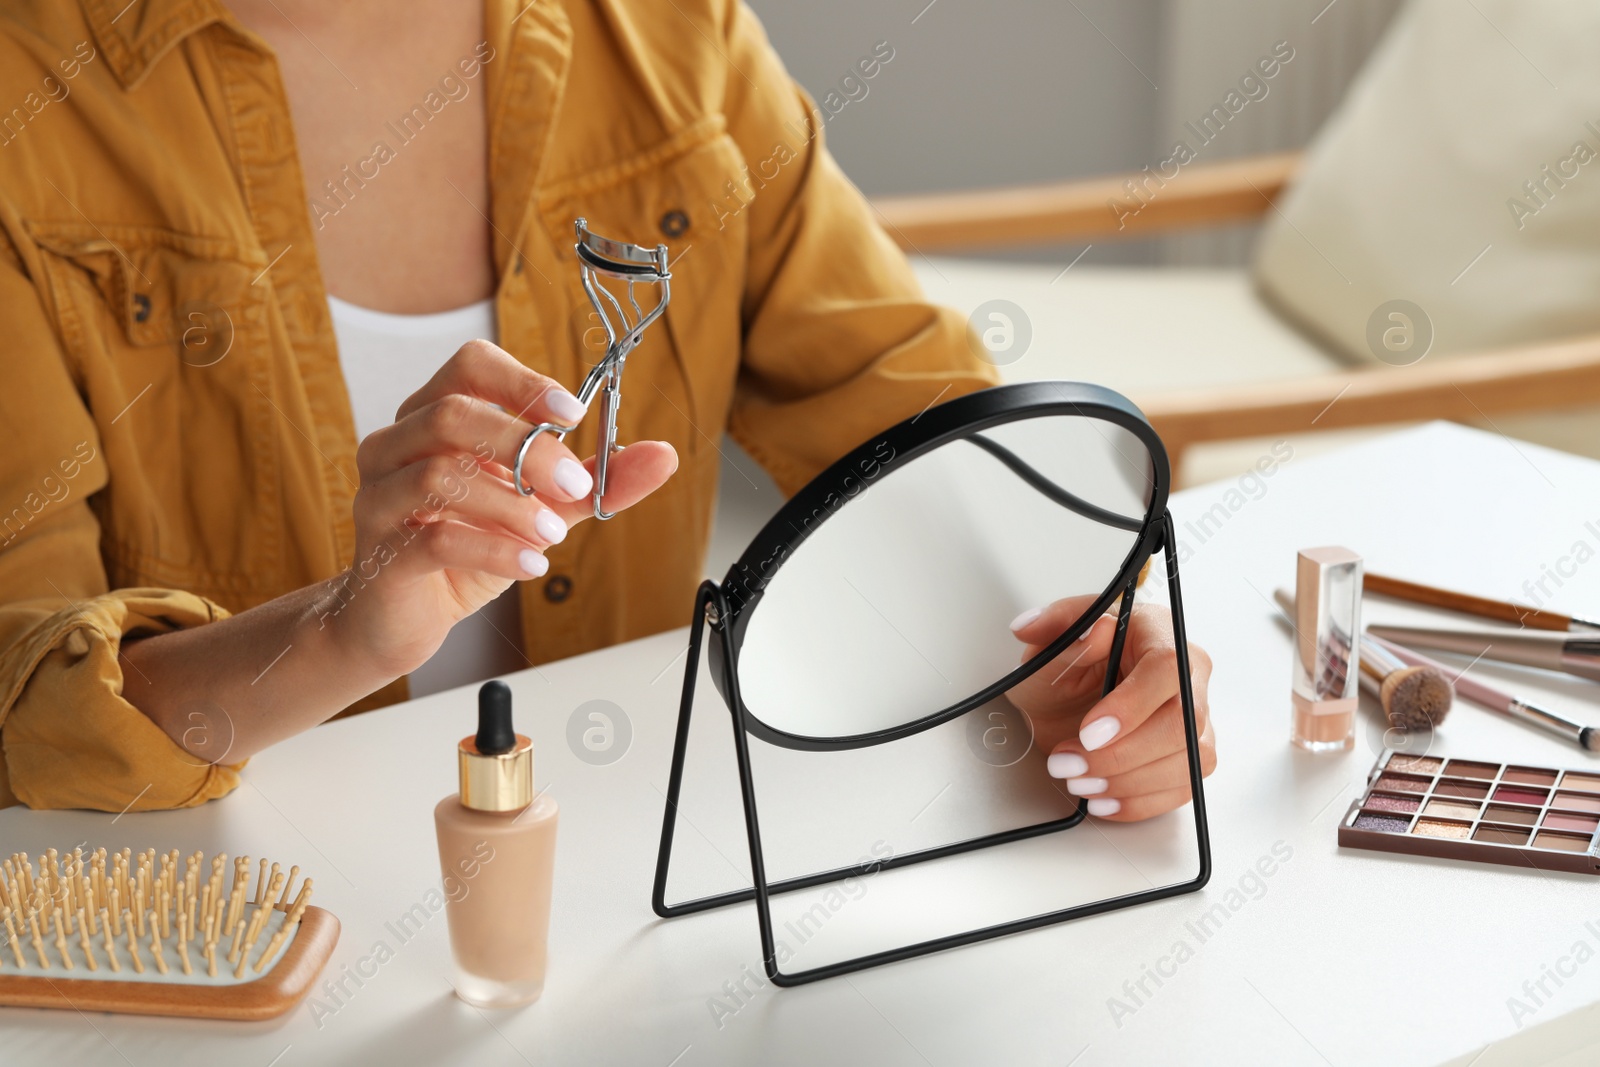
(1290, 547, 1363, 752)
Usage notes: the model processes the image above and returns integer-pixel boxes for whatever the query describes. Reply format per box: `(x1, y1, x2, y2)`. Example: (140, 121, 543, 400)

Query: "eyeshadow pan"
(1375, 773, 1432, 794)
(1354, 812, 1410, 833)
(1445, 760, 1500, 780)
(1553, 792, 1600, 814)
(1434, 779, 1490, 800)
(1474, 825, 1530, 846)
(1424, 798, 1480, 820)
(1503, 767, 1559, 787)
(1542, 811, 1599, 834)
(1493, 786, 1549, 807)
(1534, 831, 1593, 854)
(1560, 772, 1600, 794)
(1415, 818, 1471, 839)
(1365, 793, 1420, 814)
(1388, 754, 1443, 774)
(1484, 804, 1539, 826)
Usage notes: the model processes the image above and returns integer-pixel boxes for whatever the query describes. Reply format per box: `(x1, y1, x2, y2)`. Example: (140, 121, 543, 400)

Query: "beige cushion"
(1253, 0, 1600, 363)
(909, 258, 1600, 482)
(909, 259, 1339, 392)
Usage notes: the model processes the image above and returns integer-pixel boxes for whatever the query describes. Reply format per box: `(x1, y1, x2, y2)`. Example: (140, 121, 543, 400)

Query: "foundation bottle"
(434, 680, 559, 1008)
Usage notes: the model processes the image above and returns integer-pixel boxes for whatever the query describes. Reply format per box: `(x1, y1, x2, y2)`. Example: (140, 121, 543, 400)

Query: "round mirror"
(716, 382, 1168, 750)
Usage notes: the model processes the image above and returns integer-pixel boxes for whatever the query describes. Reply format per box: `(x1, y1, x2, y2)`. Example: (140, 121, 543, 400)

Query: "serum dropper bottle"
(434, 680, 559, 1008)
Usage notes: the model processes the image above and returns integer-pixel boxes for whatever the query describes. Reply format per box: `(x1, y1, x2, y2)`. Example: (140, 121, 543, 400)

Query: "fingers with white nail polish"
(1079, 715, 1120, 751)
(1009, 596, 1218, 824)
(1046, 751, 1088, 778)
(1087, 786, 1202, 822)
(553, 458, 594, 501)
(534, 508, 567, 545)
(1051, 730, 1219, 820)
(1010, 607, 1043, 632)
(518, 548, 549, 577)
(1008, 597, 1109, 647)
(544, 388, 587, 424)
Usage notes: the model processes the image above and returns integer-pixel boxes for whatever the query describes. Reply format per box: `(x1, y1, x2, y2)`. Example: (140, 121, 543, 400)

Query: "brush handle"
(1364, 573, 1573, 631)
(1365, 624, 1600, 684)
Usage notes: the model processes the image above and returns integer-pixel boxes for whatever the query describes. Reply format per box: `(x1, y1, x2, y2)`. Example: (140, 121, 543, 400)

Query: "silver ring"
(512, 422, 572, 496)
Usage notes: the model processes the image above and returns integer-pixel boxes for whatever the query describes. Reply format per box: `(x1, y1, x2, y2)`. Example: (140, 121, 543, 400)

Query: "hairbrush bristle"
(1381, 666, 1454, 730)
(0, 847, 313, 983)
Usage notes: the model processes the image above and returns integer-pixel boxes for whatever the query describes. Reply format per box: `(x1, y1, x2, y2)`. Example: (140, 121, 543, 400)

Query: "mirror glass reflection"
(736, 413, 1155, 743)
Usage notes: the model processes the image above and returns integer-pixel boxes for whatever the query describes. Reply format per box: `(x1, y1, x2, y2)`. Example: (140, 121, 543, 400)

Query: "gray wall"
(747, 0, 1400, 267)
(747, 0, 1165, 265)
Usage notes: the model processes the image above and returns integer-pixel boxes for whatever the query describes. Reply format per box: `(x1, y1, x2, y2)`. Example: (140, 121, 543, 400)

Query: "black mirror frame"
(710, 380, 1171, 751)
(652, 381, 1212, 985)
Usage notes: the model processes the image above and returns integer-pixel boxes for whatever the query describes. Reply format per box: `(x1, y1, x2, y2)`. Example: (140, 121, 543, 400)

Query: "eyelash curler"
(513, 218, 672, 520)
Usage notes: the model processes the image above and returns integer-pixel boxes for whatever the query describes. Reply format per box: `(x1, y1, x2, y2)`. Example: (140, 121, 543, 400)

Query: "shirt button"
(659, 209, 689, 238)
(132, 293, 152, 323)
(544, 574, 573, 603)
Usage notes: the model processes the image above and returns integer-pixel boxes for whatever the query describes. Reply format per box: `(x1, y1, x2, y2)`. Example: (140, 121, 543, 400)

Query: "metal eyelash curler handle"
(512, 218, 672, 520)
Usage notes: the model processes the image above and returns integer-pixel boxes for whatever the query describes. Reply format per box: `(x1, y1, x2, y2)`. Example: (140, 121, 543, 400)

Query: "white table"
(6, 422, 1600, 1067)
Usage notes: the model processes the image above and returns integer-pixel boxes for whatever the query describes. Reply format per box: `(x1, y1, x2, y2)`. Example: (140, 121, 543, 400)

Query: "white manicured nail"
(534, 509, 567, 545)
(1010, 607, 1042, 632)
(1065, 777, 1108, 796)
(553, 458, 594, 500)
(519, 549, 549, 577)
(1080, 716, 1120, 751)
(1047, 752, 1088, 778)
(546, 389, 586, 424)
(1087, 798, 1121, 817)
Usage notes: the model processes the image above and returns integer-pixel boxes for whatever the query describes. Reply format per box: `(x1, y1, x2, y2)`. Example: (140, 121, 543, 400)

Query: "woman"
(0, 0, 1214, 818)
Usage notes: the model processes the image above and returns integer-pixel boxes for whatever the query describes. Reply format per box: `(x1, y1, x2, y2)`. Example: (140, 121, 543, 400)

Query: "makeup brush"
(1356, 635, 1454, 730)
(1365, 572, 1600, 634)
(1369, 633, 1600, 752)
(1273, 589, 1453, 729)
(1367, 623, 1600, 685)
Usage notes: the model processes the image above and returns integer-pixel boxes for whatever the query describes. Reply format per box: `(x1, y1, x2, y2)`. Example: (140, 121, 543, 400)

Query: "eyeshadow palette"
(1340, 751, 1600, 874)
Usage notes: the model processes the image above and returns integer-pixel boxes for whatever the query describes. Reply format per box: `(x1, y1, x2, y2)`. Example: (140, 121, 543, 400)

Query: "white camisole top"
(326, 294, 528, 699)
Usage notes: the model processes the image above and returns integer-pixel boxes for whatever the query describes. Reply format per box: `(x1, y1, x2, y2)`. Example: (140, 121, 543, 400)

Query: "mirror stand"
(652, 512, 1212, 986)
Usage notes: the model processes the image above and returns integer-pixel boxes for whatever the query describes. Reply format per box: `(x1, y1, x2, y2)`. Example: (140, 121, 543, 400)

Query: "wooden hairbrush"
(0, 846, 338, 1020)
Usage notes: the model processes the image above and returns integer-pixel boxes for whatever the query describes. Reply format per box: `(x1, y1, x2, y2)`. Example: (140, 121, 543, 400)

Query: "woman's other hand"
(1006, 594, 1216, 821)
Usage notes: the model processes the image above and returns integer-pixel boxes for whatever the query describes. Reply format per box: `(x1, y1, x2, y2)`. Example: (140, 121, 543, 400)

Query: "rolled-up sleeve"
(3, 589, 242, 811)
(718, 1, 1000, 495)
(0, 241, 241, 812)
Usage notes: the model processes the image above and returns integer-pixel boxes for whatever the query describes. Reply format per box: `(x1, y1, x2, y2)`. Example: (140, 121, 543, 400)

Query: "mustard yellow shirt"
(0, 0, 996, 811)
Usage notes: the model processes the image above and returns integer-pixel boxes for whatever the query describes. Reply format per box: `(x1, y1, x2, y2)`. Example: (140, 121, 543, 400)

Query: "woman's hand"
(1005, 594, 1216, 822)
(124, 339, 677, 765)
(333, 339, 678, 674)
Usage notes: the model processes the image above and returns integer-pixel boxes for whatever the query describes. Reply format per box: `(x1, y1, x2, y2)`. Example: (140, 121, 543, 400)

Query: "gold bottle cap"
(458, 734, 533, 812)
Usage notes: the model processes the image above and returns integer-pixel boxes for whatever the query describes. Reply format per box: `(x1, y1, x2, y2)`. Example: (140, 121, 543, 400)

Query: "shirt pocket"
(27, 221, 283, 600)
(536, 121, 750, 473)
